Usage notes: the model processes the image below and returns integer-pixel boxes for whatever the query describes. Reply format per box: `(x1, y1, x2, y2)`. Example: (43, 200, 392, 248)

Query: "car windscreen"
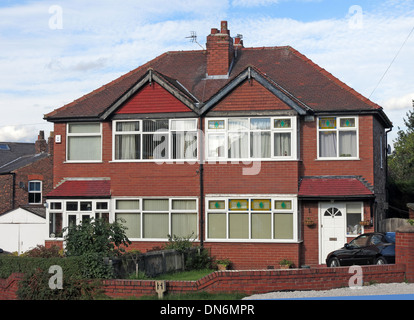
(350, 235, 369, 247)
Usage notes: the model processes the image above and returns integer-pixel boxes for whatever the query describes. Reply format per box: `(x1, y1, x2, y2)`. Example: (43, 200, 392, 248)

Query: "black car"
(326, 232, 395, 267)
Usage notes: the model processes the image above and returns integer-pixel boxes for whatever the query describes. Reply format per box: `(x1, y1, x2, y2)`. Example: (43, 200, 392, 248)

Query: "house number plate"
(329, 238, 337, 241)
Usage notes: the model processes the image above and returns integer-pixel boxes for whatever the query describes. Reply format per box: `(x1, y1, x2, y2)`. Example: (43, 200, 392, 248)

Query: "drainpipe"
(385, 127, 392, 218)
(199, 115, 205, 247)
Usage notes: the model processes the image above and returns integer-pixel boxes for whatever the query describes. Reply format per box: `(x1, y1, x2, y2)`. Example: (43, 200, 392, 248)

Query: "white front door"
(319, 202, 346, 264)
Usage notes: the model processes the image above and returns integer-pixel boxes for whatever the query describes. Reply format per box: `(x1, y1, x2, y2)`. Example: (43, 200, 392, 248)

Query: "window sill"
(64, 161, 103, 164)
(315, 158, 360, 161)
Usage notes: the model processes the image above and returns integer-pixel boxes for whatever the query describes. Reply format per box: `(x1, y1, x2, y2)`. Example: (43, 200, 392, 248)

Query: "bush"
(22, 245, 63, 258)
(17, 268, 99, 300)
(0, 255, 84, 279)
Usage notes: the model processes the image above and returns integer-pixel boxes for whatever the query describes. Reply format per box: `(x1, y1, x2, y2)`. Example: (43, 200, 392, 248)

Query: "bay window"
(206, 117, 297, 161)
(113, 119, 197, 161)
(318, 116, 358, 159)
(206, 197, 297, 242)
(115, 198, 198, 240)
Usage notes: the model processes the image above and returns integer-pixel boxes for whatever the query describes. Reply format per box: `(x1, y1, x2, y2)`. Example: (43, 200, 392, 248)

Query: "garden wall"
(1, 229, 414, 300)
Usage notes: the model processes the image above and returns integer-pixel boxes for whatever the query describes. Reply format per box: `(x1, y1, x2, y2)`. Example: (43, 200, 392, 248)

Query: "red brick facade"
(43, 21, 391, 270)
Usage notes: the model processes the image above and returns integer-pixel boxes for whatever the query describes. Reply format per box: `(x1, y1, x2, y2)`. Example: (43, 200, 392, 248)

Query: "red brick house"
(0, 131, 54, 215)
(44, 21, 392, 268)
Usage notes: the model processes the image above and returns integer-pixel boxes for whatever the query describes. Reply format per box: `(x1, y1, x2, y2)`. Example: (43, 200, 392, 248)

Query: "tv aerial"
(186, 31, 204, 50)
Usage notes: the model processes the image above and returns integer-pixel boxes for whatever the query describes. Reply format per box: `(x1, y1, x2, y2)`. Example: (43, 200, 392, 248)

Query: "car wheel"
(328, 257, 341, 267)
(374, 257, 387, 265)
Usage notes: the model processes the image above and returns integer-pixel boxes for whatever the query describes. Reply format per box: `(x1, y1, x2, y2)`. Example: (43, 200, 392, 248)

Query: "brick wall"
(0, 273, 24, 300)
(7, 230, 414, 300)
(0, 155, 53, 215)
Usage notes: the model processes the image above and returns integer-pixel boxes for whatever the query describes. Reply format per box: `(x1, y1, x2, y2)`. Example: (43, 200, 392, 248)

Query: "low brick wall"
(2, 229, 413, 300)
(0, 273, 24, 300)
(102, 264, 405, 299)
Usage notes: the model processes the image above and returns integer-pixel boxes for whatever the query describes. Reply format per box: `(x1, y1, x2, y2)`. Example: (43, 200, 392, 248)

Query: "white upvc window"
(66, 123, 102, 162)
(28, 180, 42, 204)
(46, 199, 110, 239)
(114, 198, 198, 240)
(317, 116, 359, 159)
(112, 119, 198, 161)
(205, 117, 297, 161)
(206, 196, 298, 242)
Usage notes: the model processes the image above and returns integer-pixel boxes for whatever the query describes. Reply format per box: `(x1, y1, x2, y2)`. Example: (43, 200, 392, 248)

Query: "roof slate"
(44, 46, 391, 126)
(46, 180, 111, 198)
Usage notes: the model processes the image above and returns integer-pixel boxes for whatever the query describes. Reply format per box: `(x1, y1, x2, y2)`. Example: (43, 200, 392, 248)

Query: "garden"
(0, 219, 233, 300)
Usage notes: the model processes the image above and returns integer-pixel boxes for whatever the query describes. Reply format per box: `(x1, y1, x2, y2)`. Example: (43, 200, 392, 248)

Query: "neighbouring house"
(0, 131, 54, 253)
(43, 21, 392, 268)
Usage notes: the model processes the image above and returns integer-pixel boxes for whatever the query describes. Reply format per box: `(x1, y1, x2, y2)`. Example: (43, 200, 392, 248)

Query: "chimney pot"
(220, 21, 228, 33)
(211, 28, 219, 34)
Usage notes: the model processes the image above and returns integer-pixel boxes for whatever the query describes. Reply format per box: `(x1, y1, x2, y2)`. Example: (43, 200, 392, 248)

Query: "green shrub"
(17, 268, 99, 300)
(22, 245, 63, 258)
(0, 255, 84, 279)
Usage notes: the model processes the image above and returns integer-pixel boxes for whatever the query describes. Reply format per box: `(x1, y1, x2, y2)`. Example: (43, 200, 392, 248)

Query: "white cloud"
(0, 0, 413, 146)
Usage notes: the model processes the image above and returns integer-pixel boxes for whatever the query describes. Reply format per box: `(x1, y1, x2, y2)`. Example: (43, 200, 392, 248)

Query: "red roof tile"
(44, 46, 391, 126)
(298, 176, 373, 198)
(47, 180, 111, 198)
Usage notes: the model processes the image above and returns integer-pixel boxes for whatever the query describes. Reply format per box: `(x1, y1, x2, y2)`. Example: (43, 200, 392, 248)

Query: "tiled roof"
(0, 142, 35, 168)
(298, 176, 374, 198)
(44, 46, 392, 126)
(47, 180, 111, 198)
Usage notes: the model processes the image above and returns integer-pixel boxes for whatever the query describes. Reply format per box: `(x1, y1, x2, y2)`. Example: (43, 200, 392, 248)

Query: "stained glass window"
(229, 199, 249, 211)
(208, 120, 225, 130)
(251, 199, 271, 211)
(274, 200, 292, 210)
(319, 117, 337, 129)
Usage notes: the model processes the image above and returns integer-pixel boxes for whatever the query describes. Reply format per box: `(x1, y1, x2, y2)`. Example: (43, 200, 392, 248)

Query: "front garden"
(0, 219, 223, 300)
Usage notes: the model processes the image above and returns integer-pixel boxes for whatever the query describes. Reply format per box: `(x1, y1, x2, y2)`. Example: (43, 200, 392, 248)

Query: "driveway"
(244, 282, 414, 300)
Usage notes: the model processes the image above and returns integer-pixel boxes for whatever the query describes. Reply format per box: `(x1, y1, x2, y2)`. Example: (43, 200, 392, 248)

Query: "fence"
(379, 218, 411, 232)
(110, 248, 204, 278)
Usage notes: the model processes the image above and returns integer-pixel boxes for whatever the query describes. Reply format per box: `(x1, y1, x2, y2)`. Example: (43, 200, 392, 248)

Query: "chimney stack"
(35, 130, 47, 154)
(206, 21, 237, 77)
(48, 131, 54, 156)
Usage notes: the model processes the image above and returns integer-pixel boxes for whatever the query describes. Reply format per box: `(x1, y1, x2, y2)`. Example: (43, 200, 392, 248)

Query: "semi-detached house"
(44, 21, 392, 268)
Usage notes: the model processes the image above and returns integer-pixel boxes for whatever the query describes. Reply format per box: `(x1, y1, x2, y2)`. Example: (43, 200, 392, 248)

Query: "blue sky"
(0, 0, 413, 146)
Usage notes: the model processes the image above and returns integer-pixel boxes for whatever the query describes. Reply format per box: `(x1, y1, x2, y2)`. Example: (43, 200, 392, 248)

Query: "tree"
(388, 100, 414, 216)
(389, 100, 414, 183)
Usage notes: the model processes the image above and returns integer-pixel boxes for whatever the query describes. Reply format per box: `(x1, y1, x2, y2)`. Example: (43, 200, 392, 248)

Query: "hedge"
(0, 255, 85, 279)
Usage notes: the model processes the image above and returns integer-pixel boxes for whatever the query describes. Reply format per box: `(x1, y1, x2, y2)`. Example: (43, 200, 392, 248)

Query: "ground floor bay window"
(206, 196, 298, 242)
(47, 198, 198, 241)
(114, 198, 198, 240)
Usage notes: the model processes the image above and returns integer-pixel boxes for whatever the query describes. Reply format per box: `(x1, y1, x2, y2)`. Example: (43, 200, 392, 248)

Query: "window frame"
(205, 196, 298, 243)
(112, 119, 198, 162)
(28, 180, 42, 204)
(66, 122, 102, 163)
(317, 116, 359, 160)
(205, 116, 298, 162)
(46, 199, 110, 239)
(113, 197, 199, 241)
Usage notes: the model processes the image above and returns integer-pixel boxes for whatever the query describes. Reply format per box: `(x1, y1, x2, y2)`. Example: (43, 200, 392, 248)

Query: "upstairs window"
(67, 123, 102, 162)
(318, 116, 358, 159)
(206, 117, 297, 161)
(113, 119, 197, 161)
(28, 180, 42, 204)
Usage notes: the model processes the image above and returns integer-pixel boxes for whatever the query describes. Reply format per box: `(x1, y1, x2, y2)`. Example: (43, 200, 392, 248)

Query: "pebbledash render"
(44, 21, 392, 269)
